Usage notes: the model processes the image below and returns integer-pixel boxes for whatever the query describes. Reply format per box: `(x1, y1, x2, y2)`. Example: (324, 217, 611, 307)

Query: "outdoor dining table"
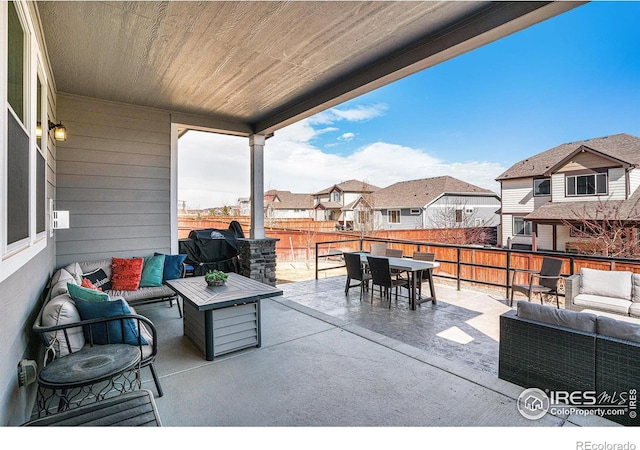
(358, 252, 440, 310)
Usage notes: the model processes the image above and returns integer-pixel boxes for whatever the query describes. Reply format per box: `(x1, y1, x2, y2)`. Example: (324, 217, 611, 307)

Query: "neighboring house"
(313, 180, 380, 227)
(496, 133, 640, 252)
(362, 176, 501, 231)
(237, 198, 251, 216)
(264, 189, 314, 220)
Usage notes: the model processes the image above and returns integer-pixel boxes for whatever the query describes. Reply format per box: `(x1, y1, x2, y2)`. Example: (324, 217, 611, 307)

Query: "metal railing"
(315, 237, 640, 298)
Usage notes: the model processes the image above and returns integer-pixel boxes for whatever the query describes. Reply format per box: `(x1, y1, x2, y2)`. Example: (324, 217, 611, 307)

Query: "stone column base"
(237, 238, 278, 286)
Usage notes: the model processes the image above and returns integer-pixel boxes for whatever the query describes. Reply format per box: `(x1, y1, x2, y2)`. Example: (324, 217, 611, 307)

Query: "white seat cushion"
(574, 293, 631, 315)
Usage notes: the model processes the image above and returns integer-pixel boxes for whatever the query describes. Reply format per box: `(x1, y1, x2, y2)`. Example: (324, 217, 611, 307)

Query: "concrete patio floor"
(131, 275, 618, 431)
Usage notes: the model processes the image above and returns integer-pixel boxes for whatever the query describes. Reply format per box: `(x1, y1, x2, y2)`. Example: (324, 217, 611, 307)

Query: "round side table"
(36, 344, 141, 417)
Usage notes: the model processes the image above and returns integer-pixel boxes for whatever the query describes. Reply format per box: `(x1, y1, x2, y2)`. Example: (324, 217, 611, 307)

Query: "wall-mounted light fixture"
(37, 120, 67, 141)
(48, 120, 67, 141)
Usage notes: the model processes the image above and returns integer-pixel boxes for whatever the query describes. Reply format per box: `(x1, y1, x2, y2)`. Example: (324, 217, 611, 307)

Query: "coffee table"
(166, 273, 283, 361)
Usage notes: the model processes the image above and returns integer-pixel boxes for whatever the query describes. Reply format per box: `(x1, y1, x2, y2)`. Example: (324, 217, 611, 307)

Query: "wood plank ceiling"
(36, 1, 583, 136)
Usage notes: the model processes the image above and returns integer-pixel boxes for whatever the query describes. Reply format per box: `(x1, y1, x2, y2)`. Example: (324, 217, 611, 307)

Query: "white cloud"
(309, 104, 387, 125)
(338, 132, 356, 142)
(178, 122, 504, 209)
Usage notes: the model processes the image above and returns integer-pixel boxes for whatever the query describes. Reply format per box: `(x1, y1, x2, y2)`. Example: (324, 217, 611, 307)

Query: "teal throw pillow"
(155, 252, 187, 280)
(67, 282, 110, 303)
(139, 254, 165, 287)
(74, 298, 147, 346)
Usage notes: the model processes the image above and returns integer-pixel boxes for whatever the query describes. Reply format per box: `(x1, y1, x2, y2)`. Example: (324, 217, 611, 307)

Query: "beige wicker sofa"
(565, 267, 640, 318)
(62, 258, 182, 315)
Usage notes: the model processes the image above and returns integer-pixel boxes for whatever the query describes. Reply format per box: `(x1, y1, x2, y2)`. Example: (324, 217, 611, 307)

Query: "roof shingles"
(496, 133, 640, 181)
(373, 176, 498, 209)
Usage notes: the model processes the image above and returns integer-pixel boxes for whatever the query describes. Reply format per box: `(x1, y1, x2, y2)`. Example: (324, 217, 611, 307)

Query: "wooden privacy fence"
(178, 216, 497, 262)
(315, 238, 640, 298)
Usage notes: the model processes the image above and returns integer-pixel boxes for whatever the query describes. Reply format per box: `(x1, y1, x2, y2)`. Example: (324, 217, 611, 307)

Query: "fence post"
(505, 249, 511, 299)
(569, 256, 575, 275)
(315, 242, 319, 280)
(456, 247, 461, 291)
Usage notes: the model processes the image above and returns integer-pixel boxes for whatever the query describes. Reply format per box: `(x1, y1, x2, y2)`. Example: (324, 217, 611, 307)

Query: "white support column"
(249, 134, 266, 239)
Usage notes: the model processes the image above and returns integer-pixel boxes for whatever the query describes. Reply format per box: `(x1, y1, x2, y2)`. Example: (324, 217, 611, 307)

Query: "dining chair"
(413, 252, 435, 262)
(366, 256, 409, 308)
(413, 252, 435, 298)
(385, 248, 406, 279)
(385, 249, 403, 258)
(510, 257, 563, 308)
(343, 252, 371, 300)
(370, 243, 388, 256)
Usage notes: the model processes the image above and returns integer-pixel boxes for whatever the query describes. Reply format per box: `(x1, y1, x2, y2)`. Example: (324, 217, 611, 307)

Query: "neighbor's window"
(357, 210, 371, 224)
(569, 224, 589, 237)
(534, 178, 551, 196)
(332, 192, 341, 202)
(388, 210, 400, 224)
(455, 209, 463, 223)
(566, 173, 607, 196)
(513, 217, 532, 236)
(410, 208, 421, 215)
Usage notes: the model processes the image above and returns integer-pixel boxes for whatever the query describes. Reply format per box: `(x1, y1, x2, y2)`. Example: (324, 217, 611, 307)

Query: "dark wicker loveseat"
(499, 302, 640, 426)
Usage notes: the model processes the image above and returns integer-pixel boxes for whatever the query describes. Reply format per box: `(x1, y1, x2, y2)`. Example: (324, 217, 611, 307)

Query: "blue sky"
(178, 1, 640, 209)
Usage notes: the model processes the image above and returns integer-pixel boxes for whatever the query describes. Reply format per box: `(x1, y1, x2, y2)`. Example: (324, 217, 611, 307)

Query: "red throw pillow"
(111, 257, 144, 291)
(81, 278, 102, 291)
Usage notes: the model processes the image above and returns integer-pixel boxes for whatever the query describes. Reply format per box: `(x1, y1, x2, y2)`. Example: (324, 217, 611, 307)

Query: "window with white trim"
(388, 210, 400, 224)
(566, 172, 607, 196)
(513, 217, 532, 236)
(36, 73, 46, 234)
(6, 0, 29, 247)
(1, 1, 49, 281)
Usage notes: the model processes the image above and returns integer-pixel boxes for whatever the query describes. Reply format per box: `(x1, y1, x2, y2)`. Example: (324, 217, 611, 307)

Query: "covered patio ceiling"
(37, 1, 584, 137)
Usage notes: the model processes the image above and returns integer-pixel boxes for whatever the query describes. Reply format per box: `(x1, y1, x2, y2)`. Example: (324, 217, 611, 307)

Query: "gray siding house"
(0, 1, 578, 424)
(367, 176, 501, 231)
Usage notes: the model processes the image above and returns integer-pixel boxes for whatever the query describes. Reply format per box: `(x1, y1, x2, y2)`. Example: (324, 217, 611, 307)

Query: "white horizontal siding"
(608, 167, 626, 200)
(536, 224, 554, 251)
(500, 178, 535, 213)
(629, 168, 640, 195)
(551, 173, 565, 201)
(557, 225, 572, 252)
